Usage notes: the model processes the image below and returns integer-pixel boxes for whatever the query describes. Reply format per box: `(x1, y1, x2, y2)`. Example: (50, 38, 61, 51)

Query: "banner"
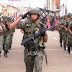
(8, 0, 21, 1)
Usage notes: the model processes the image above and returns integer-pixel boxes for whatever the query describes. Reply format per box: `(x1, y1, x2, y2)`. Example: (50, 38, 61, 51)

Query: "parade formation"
(0, 7, 72, 72)
(57, 14, 72, 54)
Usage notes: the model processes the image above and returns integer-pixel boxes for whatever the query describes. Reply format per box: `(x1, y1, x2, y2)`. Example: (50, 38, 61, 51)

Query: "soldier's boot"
(0, 51, 1, 57)
(4, 50, 8, 58)
(60, 43, 62, 47)
(64, 45, 66, 51)
(68, 46, 70, 54)
(64, 41, 67, 50)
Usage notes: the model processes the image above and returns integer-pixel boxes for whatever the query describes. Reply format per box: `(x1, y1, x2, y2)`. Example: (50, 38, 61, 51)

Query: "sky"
(0, 0, 47, 8)
(60, 0, 72, 14)
(67, 0, 72, 13)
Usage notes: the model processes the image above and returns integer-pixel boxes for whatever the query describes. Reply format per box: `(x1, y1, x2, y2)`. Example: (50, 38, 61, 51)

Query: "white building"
(60, 0, 68, 16)
(67, 0, 72, 14)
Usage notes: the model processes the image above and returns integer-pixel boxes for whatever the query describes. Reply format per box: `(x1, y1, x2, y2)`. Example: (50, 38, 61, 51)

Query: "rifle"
(39, 8, 48, 24)
(21, 24, 55, 47)
(1, 15, 14, 23)
(0, 15, 14, 32)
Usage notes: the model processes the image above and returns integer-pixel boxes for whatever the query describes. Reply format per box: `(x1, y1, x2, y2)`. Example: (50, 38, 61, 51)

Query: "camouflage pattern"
(17, 18, 47, 72)
(3, 34, 10, 51)
(0, 36, 4, 52)
(57, 17, 64, 47)
(57, 15, 71, 49)
(3, 16, 15, 53)
(24, 50, 44, 72)
(67, 21, 72, 46)
(67, 20, 72, 53)
(3, 31, 14, 51)
(60, 16, 69, 50)
(8, 32, 14, 49)
(0, 17, 5, 55)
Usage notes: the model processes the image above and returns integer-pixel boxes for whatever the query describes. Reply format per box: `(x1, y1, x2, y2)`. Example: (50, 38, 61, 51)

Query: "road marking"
(53, 37, 58, 40)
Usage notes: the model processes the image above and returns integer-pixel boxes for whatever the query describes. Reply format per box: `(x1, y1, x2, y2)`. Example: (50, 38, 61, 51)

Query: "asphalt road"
(0, 29, 72, 72)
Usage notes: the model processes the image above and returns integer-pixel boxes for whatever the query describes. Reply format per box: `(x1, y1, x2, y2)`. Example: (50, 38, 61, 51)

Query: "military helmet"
(29, 8, 41, 16)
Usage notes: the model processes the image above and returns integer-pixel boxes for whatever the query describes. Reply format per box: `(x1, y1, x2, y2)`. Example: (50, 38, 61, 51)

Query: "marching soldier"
(67, 14, 72, 54)
(2, 16, 14, 57)
(0, 17, 5, 57)
(0, 8, 48, 72)
(57, 16, 64, 47)
(61, 15, 68, 50)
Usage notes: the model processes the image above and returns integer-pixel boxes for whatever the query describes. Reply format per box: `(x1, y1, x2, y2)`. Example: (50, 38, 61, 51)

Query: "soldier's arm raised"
(11, 16, 22, 29)
(6, 11, 30, 29)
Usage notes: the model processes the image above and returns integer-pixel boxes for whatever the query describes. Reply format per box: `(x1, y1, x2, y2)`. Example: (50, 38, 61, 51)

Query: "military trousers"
(62, 32, 67, 49)
(3, 34, 12, 51)
(8, 33, 14, 49)
(24, 50, 44, 72)
(0, 36, 4, 52)
(59, 33, 63, 44)
(67, 34, 72, 53)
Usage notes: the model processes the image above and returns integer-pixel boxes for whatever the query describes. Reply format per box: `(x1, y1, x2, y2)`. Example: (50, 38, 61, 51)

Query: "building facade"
(0, 3, 19, 18)
(60, 0, 67, 16)
(46, 0, 60, 16)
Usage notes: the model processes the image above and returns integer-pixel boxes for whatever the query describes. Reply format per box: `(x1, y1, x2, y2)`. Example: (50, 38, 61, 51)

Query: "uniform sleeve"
(68, 21, 72, 29)
(16, 18, 30, 29)
(42, 24, 48, 37)
(16, 21, 25, 29)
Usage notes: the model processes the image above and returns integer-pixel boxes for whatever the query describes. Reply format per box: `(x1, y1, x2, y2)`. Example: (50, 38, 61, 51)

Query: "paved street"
(0, 29, 72, 72)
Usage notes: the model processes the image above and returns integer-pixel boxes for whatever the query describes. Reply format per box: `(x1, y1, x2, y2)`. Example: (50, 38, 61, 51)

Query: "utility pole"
(47, 0, 48, 9)
(46, 0, 50, 10)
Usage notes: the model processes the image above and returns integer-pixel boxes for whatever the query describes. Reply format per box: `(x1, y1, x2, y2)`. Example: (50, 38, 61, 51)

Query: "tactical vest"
(22, 22, 45, 51)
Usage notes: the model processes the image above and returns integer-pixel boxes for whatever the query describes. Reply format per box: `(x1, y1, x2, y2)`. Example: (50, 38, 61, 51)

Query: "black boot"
(0, 51, 1, 57)
(60, 43, 62, 47)
(68, 46, 70, 54)
(64, 45, 66, 51)
(4, 51, 8, 58)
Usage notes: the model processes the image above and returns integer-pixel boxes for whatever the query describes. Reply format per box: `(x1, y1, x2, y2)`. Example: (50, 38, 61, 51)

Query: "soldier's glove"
(21, 11, 30, 19)
(40, 28, 46, 37)
(5, 23, 10, 31)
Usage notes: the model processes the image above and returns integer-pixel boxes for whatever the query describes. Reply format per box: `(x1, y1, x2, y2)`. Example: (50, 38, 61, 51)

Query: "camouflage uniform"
(67, 15, 72, 54)
(8, 19, 15, 50)
(3, 16, 14, 57)
(61, 15, 68, 50)
(57, 17, 64, 47)
(9, 20, 15, 50)
(0, 17, 5, 57)
(0, 36, 4, 57)
(17, 8, 47, 72)
(8, 31, 14, 50)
